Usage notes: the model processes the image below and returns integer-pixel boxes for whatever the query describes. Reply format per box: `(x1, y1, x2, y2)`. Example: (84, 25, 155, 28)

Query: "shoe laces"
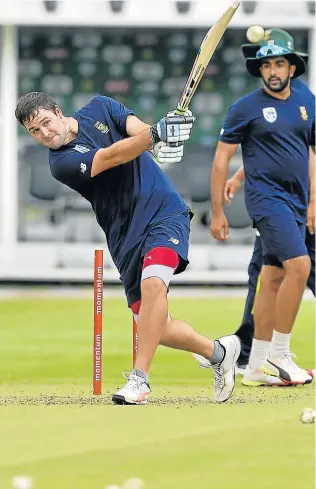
(212, 363, 225, 391)
(198, 362, 212, 369)
(282, 352, 301, 370)
(122, 371, 147, 391)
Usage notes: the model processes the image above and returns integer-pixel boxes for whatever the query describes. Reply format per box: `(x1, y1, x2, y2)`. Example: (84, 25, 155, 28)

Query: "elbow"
(91, 154, 121, 177)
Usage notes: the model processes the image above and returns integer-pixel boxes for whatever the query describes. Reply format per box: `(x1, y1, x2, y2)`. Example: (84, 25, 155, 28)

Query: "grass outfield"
(0, 295, 314, 489)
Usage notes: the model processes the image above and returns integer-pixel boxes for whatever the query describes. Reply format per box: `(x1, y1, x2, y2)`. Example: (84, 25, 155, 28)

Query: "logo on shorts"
(263, 107, 277, 123)
(299, 106, 308, 120)
(80, 163, 87, 173)
(168, 237, 179, 245)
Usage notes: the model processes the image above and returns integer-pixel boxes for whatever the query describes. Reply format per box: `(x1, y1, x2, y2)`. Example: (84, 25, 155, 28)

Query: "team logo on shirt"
(299, 106, 308, 121)
(262, 107, 277, 123)
(94, 121, 110, 134)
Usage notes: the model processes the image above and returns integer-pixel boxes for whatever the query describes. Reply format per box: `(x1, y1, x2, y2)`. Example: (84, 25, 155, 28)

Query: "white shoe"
(212, 335, 241, 403)
(112, 371, 151, 405)
(235, 363, 247, 377)
(261, 354, 313, 385)
(192, 352, 212, 368)
(242, 365, 286, 386)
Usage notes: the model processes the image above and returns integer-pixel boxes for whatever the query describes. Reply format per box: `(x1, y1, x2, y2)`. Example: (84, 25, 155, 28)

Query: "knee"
(284, 256, 311, 283)
(260, 270, 284, 293)
(141, 277, 167, 304)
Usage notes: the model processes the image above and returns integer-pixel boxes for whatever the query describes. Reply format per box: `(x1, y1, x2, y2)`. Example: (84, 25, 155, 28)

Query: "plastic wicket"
(93, 248, 138, 395)
(93, 248, 103, 395)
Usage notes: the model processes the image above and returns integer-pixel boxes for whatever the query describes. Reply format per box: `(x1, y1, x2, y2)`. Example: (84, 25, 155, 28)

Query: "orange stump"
(93, 248, 103, 395)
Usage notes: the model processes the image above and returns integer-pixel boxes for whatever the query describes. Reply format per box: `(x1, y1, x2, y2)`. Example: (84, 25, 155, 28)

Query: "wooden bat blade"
(177, 1, 240, 113)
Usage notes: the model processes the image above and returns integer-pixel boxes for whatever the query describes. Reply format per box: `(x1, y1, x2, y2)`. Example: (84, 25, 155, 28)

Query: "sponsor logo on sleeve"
(74, 145, 91, 153)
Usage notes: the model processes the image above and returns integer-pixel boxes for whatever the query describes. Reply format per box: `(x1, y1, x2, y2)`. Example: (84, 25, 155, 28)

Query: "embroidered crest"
(94, 121, 110, 134)
(299, 106, 308, 120)
(263, 107, 277, 123)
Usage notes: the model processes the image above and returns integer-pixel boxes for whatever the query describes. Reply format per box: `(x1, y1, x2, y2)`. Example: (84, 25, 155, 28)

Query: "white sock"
(249, 339, 271, 370)
(270, 330, 291, 358)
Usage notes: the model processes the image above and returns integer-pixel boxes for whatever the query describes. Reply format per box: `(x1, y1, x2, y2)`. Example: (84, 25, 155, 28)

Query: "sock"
(248, 339, 270, 370)
(133, 369, 149, 384)
(270, 330, 291, 358)
(209, 340, 225, 365)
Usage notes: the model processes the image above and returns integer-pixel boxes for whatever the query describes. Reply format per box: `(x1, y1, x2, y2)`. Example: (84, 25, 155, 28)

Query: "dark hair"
(15, 92, 58, 125)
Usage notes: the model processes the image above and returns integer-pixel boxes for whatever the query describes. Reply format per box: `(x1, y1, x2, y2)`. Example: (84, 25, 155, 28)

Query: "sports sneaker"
(242, 365, 287, 386)
(192, 352, 212, 368)
(261, 354, 313, 385)
(306, 369, 316, 378)
(112, 371, 151, 405)
(211, 335, 241, 403)
(236, 362, 247, 377)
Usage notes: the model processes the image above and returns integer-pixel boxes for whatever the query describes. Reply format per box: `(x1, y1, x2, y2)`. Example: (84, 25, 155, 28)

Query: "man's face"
(260, 56, 296, 93)
(24, 107, 67, 149)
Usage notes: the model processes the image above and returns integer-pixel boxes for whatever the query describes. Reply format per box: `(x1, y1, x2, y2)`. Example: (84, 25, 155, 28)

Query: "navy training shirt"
(49, 96, 189, 268)
(220, 81, 315, 223)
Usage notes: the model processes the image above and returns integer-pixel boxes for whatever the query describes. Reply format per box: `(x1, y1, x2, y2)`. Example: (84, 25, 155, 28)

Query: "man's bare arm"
(309, 147, 315, 201)
(307, 148, 316, 234)
(224, 164, 245, 204)
(211, 142, 239, 214)
(91, 129, 152, 177)
(210, 141, 239, 241)
(126, 115, 150, 137)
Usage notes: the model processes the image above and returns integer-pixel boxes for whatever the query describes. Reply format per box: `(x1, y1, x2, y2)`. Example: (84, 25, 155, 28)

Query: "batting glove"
(150, 112, 195, 145)
(150, 141, 184, 164)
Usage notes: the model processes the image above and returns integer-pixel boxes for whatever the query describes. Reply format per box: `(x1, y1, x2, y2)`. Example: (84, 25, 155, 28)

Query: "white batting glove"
(150, 112, 195, 145)
(166, 109, 195, 146)
(151, 141, 184, 164)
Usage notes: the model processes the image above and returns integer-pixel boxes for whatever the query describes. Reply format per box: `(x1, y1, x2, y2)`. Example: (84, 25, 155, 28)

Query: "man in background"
(210, 28, 314, 386)
(226, 30, 315, 379)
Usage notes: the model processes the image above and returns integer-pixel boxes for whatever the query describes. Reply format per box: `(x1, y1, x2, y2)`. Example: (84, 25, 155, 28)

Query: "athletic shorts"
(118, 209, 191, 306)
(255, 210, 308, 268)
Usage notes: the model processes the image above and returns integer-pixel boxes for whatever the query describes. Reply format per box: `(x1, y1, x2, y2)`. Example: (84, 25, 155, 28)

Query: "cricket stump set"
(93, 248, 138, 395)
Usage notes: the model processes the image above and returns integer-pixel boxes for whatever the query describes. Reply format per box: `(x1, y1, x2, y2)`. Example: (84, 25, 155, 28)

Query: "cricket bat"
(176, 1, 240, 114)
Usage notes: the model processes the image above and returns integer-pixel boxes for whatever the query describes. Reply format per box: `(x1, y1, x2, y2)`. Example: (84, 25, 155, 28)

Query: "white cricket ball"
(122, 478, 144, 489)
(300, 407, 315, 424)
(12, 476, 33, 489)
(246, 25, 265, 44)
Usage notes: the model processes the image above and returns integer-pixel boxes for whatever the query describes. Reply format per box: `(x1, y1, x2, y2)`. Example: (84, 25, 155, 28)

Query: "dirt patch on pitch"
(0, 386, 312, 407)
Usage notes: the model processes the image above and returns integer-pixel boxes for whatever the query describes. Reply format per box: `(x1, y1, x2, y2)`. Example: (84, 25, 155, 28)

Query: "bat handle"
(175, 104, 187, 116)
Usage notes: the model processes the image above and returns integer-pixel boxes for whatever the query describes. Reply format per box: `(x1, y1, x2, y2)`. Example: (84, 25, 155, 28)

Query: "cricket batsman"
(15, 92, 241, 405)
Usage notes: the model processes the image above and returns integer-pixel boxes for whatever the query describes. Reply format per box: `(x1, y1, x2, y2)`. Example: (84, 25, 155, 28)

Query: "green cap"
(242, 28, 307, 78)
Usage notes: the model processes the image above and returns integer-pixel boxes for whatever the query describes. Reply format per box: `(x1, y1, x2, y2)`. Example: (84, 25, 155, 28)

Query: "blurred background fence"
(0, 1, 314, 284)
